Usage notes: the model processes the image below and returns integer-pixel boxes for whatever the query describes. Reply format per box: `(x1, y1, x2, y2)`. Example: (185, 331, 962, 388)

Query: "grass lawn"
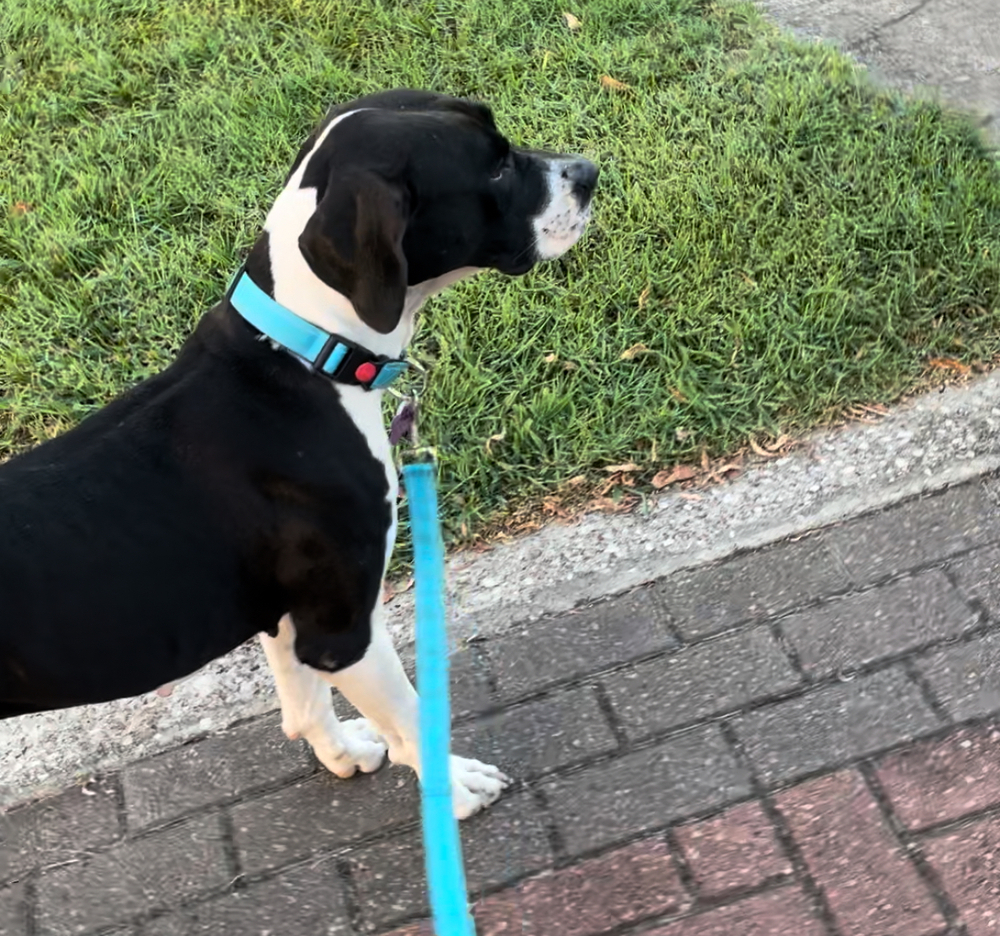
(3, 0, 1000, 562)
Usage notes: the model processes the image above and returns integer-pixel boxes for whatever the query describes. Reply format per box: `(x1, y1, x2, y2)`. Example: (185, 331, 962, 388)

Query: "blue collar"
(226, 268, 409, 391)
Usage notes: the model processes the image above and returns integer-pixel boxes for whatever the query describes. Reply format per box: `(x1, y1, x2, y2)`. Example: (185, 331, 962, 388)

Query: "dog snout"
(561, 158, 599, 208)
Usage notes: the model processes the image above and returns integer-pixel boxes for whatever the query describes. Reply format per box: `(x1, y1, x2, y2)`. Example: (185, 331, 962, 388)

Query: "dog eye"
(490, 153, 513, 181)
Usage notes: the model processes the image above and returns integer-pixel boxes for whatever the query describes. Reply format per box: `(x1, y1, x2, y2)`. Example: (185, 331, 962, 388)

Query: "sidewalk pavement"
(4, 476, 1000, 935)
(758, 0, 1000, 146)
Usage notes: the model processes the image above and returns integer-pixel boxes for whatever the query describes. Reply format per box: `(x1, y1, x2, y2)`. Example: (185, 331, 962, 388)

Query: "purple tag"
(389, 401, 417, 446)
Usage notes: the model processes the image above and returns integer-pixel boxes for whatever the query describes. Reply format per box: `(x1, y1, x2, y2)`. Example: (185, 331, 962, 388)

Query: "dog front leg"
(260, 615, 387, 777)
(322, 609, 509, 819)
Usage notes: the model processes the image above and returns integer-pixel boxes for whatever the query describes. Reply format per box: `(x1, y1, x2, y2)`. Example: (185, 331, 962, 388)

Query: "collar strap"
(226, 269, 409, 391)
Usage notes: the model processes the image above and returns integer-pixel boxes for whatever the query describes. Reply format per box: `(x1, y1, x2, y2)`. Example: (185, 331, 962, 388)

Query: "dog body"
(0, 90, 596, 817)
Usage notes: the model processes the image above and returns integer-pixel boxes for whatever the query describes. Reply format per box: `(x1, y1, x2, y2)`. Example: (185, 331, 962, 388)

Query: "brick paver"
(646, 886, 826, 936)
(485, 587, 678, 701)
(918, 630, 1000, 722)
(123, 713, 312, 831)
(5, 476, 1000, 935)
(734, 666, 940, 784)
(674, 800, 792, 898)
(650, 535, 849, 639)
(781, 570, 977, 678)
(0, 777, 121, 884)
(433, 648, 497, 720)
(923, 814, 1000, 936)
(543, 726, 751, 856)
(776, 770, 944, 936)
(35, 813, 229, 936)
(602, 626, 800, 739)
(825, 484, 994, 586)
(948, 545, 1000, 617)
(472, 838, 688, 935)
(877, 723, 1000, 831)
(232, 767, 418, 875)
(141, 861, 352, 935)
(451, 685, 617, 779)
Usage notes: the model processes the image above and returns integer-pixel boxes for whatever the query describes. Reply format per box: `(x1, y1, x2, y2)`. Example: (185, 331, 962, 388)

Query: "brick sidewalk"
(4, 479, 1000, 935)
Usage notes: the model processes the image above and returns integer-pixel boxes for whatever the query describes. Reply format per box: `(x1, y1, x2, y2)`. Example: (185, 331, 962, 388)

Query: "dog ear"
(298, 169, 410, 334)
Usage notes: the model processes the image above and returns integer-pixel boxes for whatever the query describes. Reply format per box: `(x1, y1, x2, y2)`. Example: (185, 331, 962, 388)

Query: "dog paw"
(313, 718, 388, 779)
(450, 755, 511, 820)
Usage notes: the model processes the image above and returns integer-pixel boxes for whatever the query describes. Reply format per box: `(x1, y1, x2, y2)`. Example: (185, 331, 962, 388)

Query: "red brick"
(646, 886, 825, 935)
(877, 725, 1000, 831)
(777, 770, 944, 936)
(674, 800, 791, 898)
(923, 813, 1000, 936)
(472, 838, 688, 935)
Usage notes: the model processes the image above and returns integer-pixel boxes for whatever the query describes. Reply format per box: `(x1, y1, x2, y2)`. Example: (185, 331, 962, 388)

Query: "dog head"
(258, 90, 597, 336)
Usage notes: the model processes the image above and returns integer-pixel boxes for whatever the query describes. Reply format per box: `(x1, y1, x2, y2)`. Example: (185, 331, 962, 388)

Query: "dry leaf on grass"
(708, 462, 742, 484)
(604, 462, 641, 473)
(620, 343, 651, 360)
(562, 11, 582, 30)
(845, 407, 882, 424)
(651, 464, 696, 488)
(638, 285, 651, 309)
(844, 404, 892, 424)
(749, 437, 783, 458)
(485, 431, 505, 454)
(928, 357, 972, 377)
(10, 201, 32, 216)
(600, 75, 631, 92)
(589, 495, 637, 513)
(543, 352, 558, 363)
(542, 496, 571, 518)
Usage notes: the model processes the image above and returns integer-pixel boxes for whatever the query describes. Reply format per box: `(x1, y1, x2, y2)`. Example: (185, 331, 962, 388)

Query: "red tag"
(355, 361, 377, 383)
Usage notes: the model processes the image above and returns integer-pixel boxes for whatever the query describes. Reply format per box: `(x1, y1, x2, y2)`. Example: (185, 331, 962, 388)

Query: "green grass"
(3, 0, 1000, 560)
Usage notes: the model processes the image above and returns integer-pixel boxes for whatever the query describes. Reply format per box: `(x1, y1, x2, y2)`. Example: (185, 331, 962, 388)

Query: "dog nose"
(562, 158, 599, 208)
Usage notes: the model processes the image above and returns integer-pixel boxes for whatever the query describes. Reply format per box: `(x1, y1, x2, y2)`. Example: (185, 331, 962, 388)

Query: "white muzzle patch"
(532, 158, 595, 260)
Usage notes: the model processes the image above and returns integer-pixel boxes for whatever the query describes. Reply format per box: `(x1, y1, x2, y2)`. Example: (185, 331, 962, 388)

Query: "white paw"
(312, 718, 388, 779)
(450, 755, 511, 820)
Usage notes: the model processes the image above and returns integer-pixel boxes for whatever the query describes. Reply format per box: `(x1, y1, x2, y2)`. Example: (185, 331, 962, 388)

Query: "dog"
(0, 89, 597, 819)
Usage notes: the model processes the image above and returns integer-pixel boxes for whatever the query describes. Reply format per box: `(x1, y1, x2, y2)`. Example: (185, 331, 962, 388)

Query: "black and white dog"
(0, 90, 597, 818)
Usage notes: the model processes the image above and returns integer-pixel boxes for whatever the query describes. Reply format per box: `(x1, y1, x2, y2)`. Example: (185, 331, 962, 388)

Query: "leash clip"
(391, 397, 437, 464)
(389, 354, 433, 459)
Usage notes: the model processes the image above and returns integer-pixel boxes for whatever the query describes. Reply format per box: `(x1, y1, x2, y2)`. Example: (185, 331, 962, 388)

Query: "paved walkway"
(4, 477, 1000, 935)
(758, 0, 1000, 146)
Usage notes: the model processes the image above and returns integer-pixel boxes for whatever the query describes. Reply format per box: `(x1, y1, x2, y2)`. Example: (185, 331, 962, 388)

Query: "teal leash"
(402, 452, 475, 936)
